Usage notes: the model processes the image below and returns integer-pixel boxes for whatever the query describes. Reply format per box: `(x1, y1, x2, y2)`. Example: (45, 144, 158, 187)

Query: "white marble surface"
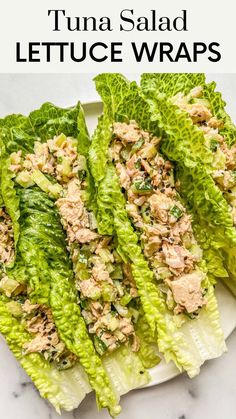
(0, 74, 236, 419)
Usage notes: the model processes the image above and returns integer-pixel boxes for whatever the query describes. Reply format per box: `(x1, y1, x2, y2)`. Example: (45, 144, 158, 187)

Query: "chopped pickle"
(131, 137, 145, 155)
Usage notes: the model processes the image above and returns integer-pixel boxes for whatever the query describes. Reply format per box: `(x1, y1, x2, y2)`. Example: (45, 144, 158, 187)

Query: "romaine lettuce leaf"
(90, 73, 226, 377)
(140, 73, 236, 295)
(0, 103, 121, 416)
(0, 101, 152, 415)
(0, 295, 91, 412)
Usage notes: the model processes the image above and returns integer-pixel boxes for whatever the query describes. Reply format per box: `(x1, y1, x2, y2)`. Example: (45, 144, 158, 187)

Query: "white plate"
(83, 100, 236, 387)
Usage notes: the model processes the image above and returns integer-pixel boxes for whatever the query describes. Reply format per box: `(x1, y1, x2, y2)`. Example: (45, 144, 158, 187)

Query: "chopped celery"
(139, 143, 157, 159)
(231, 170, 236, 182)
(210, 138, 219, 152)
(78, 170, 87, 181)
(34, 141, 44, 155)
(120, 148, 131, 162)
(113, 280, 124, 297)
(134, 158, 142, 169)
(114, 303, 129, 317)
(0, 276, 21, 297)
(105, 314, 119, 332)
(59, 156, 72, 178)
(15, 171, 35, 188)
(77, 155, 87, 171)
(102, 284, 117, 302)
(120, 293, 132, 306)
(76, 268, 90, 281)
(54, 133, 67, 147)
(88, 212, 98, 230)
(31, 170, 63, 199)
(190, 245, 203, 261)
(10, 152, 21, 165)
(106, 262, 114, 274)
(212, 148, 226, 170)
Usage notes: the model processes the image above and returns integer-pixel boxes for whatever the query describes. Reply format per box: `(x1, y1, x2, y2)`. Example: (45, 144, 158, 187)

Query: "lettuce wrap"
(0, 102, 157, 416)
(141, 73, 236, 295)
(89, 73, 226, 379)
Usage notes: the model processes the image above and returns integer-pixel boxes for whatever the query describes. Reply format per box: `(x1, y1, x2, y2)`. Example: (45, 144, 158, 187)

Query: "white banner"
(0, 0, 235, 73)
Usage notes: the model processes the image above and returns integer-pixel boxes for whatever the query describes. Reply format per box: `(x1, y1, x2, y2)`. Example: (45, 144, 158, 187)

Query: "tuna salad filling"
(9, 134, 140, 356)
(0, 208, 14, 265)
(111, 121, 206, 316)
(171, 86, 236, 226)
(0, 276, 77, 370)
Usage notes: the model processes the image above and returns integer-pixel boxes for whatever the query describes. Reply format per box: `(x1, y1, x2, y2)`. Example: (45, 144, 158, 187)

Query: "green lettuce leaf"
(90, 73, 226, 377)
(0, 295, 91, 412)
(0, 101, 152, 415)
(0, 103, 121, 416)
(141, 73, 236, 294)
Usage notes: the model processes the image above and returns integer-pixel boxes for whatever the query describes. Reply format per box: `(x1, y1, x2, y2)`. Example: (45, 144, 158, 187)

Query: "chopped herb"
(210, 138, 219, 152)
(78, 170, 86, 181)
(231, 170, 236, 181)
(169, 205, 183, 220)
(120, 293, 132, 306)
(132, 178, 153, 194)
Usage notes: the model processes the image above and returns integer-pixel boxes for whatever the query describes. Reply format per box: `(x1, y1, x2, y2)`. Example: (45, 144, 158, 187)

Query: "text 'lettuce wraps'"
(141, 73, 236, 296)
(0, 102, 156, 416)
(89, 73, 226, 379)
